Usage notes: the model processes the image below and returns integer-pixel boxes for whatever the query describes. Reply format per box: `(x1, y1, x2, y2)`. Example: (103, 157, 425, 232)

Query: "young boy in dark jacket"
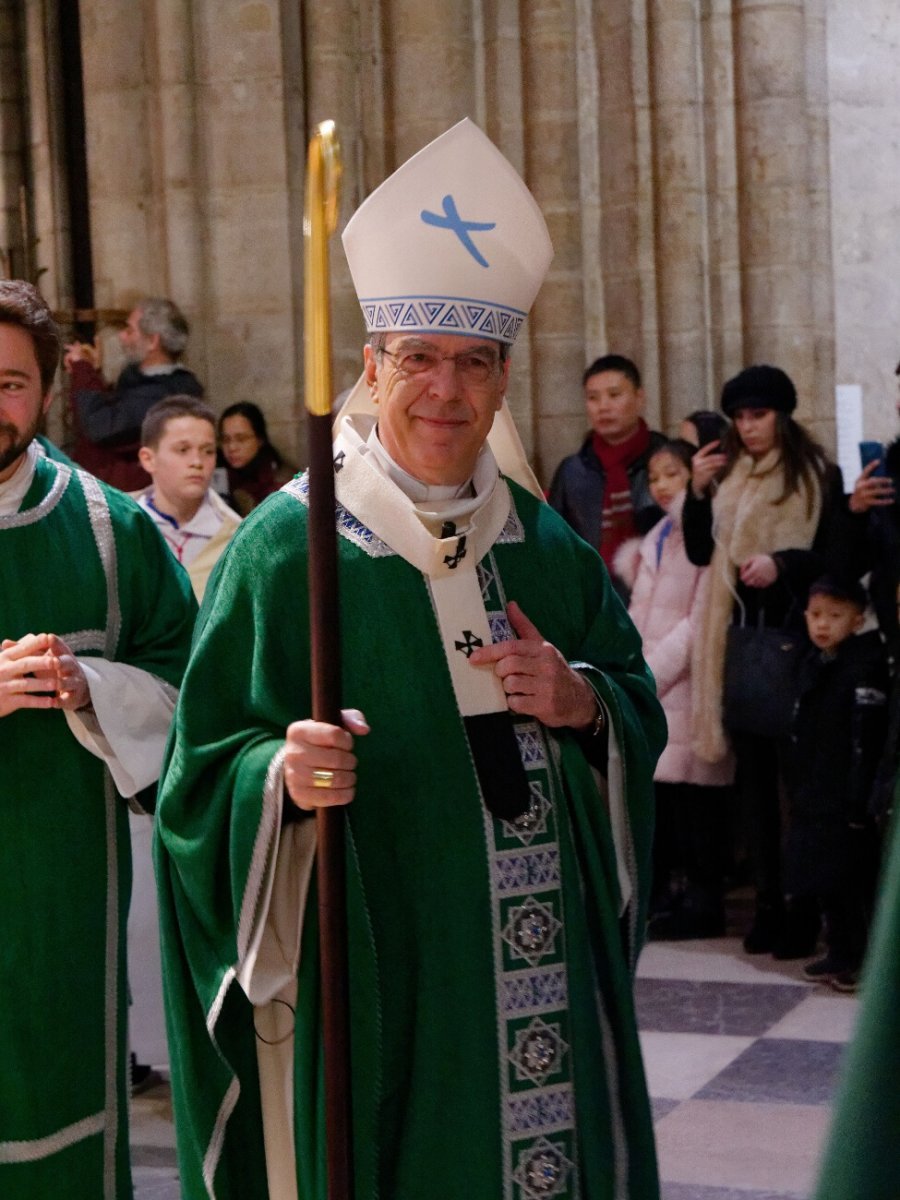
(781, 576, 888, 991)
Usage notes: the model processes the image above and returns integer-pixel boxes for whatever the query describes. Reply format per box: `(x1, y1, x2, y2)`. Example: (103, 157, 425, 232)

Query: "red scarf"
(592, 420, 651, 566)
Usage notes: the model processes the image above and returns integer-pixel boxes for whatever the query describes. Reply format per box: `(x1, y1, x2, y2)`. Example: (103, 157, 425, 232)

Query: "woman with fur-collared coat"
(618, 441, 734, 939)
(683, 365, 854, 958)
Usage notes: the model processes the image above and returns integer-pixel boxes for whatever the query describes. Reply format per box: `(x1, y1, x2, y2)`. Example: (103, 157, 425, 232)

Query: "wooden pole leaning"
(303, 120, 353, 1200)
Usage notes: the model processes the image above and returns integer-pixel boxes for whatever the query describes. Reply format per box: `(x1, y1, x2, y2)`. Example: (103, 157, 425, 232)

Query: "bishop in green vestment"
(0, 281, 196, 1199)
(156, 121, 666, 1200)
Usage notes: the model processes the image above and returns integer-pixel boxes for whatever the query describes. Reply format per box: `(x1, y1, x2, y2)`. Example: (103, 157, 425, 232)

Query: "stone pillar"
(732, 0, 830, 430)
(300, 0, 370, 396)
(647, 0, 712, 428)
(519, 0, 586, 478)
(382, 0, 475, 163)
(590, 1, 645, 369)
(826, 0, 900, 449)
(0, 0, 25, 276)
(77, 0, 311, 462)
(698, 0, 744, 398)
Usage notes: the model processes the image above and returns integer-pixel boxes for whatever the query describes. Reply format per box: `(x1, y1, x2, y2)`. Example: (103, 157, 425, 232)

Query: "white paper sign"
(835, 384, 863, 492)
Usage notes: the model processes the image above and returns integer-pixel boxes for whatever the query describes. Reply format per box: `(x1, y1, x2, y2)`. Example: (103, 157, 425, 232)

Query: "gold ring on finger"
(311, 769, 336, 789)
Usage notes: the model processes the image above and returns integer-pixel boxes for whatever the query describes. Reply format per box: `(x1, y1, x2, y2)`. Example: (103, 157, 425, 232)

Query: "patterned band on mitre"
(360, 295, 526, 344)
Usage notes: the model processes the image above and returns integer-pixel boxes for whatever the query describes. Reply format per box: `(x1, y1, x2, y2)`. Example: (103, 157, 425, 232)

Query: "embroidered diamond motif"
(515, 724, 547, 768)
(477, 561, 496, 600)
(489, 611, 513, 643)
(513, 1137, 575, 1199)
(497, 506, 526, 544)
(509, 1018, 567, 1087)
(502, 897, 562, 967)
(503, 783, 551, 846)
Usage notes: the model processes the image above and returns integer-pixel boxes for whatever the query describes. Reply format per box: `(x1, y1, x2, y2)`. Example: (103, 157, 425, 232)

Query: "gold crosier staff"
(303, 120, 354, 1200)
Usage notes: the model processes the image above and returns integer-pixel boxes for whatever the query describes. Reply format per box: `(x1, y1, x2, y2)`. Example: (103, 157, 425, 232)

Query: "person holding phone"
(682, 365, 854, 958)
(848, 363, 900, 647)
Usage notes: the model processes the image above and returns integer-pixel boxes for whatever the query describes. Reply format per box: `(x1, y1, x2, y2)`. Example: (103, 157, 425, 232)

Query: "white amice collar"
(0, 442, 40, 516)
(364, 425, 471, 502)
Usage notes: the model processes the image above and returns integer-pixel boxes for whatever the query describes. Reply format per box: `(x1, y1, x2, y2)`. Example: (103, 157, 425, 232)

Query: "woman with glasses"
(218, 401, 295, 516)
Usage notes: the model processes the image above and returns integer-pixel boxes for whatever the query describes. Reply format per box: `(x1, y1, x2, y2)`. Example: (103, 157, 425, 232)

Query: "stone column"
(732, 0, 827, 426)
(590, 1, 645, 369)
(647, 0, 712, 427)
(698, 0, 744, 398)
(381, 0, 475, 164)
(519, 0, 586, 478)
(300, 0, 370, 395)
(0, 0, 25, 276)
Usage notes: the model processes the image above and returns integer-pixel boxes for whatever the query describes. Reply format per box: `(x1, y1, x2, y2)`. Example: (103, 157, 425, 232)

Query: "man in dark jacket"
(548, 354, 665, 591)
(64, 297, 204, 490)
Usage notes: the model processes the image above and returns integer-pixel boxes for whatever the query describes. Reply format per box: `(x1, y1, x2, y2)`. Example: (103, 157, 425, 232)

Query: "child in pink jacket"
(616, 439, 734, 939)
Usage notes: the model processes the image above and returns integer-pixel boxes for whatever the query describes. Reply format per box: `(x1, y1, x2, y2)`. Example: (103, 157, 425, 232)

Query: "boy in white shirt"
(134, 395, 241, 602)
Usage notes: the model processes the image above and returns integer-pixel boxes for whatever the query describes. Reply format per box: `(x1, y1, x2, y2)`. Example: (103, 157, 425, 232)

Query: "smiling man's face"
(0, 323, 51, 483)
(364, 333, 509, 486)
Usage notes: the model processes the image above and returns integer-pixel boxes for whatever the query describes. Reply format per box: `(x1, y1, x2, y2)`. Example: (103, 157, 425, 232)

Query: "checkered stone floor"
(637, 937, 859, 1200)
(131, 936, 856, 1199)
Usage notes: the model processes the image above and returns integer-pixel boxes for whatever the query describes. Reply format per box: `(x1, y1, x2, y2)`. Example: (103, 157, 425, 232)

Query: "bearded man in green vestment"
(156, 120, 666, 1200)
(0, 280, 196, 1199)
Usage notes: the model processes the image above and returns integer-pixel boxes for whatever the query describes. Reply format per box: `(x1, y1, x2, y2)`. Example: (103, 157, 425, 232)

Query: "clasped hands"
(0, 633, 90, 718)
(284, 600, 597, 812)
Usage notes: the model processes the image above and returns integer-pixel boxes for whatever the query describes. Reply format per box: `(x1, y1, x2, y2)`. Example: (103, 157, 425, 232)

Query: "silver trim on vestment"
(61, 629, 107, 654)
(237, 746, 287, 963)
(0, 1111, 105, 1163)
(0, 458, 70, 528)
(78, 470, 122, 656)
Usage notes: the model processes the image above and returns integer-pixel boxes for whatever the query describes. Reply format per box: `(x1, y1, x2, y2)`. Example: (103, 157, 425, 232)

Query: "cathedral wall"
(827, 0, 900, 449)
(6, 2, 897, 481)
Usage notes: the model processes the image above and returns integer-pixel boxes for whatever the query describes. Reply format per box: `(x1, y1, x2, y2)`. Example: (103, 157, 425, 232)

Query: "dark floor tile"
(696, 1037, 846, 1105)
(663, 1186, 804, 1200)
(636, 979, 806, 1037)
(652, 1097, 681, 1122)
(132, 1144, 178, 1168)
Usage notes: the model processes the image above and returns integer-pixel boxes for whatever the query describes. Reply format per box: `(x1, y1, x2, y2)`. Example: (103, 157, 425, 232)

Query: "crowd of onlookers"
(55, 302, 900, 1003)
(60, 297, 294, 604)
(549, 353, 900, 994)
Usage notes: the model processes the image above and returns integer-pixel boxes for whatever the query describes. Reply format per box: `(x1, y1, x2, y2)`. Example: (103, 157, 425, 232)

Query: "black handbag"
(723, 603, 804, 739)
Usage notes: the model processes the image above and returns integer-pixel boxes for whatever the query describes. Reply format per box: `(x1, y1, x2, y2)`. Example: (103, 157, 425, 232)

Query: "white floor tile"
(654, 1099, 831, 1194)
(763, 990, 861, 1042)
(638, 938, 814, 986)
(639, 1030, 754, 1100)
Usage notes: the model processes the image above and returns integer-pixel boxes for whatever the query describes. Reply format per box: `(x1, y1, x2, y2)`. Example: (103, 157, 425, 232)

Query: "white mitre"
(338, 118, 553, 496)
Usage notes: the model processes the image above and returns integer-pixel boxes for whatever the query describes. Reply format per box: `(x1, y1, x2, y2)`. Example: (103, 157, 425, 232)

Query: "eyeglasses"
(381, 346, 501, 386)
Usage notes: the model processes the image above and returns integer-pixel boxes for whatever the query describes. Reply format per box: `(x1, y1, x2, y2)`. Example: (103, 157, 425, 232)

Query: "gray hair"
(137, 297, 190, 358)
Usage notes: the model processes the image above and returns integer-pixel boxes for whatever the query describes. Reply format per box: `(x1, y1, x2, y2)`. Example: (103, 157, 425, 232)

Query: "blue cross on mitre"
(420, 195, 496, 268)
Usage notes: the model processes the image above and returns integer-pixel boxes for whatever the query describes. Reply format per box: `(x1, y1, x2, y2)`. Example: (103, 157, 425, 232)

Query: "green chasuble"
(156, 461, 666, 1200)
(813, 806, 900, 1199)
(0, 453, 195, 1199)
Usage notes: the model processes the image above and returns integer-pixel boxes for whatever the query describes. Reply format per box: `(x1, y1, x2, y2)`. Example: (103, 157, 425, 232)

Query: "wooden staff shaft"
(307, 411, 353, 1200)
(303, 120, 353, 1200)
